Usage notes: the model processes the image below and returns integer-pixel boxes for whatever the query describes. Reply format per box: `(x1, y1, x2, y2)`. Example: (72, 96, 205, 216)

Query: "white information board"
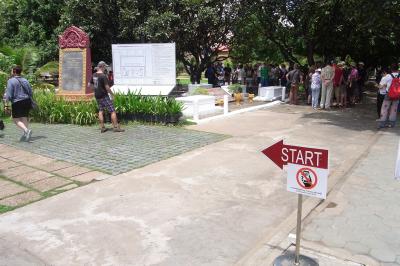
(111, 43, 176, 95)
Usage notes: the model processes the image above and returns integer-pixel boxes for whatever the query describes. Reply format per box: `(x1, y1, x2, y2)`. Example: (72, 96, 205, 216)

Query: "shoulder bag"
(15, 78, 38, 110)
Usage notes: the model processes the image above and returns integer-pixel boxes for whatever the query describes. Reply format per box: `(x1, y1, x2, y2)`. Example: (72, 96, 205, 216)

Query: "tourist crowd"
(205, 60, 399, 129)
(205, 62, 288, 94)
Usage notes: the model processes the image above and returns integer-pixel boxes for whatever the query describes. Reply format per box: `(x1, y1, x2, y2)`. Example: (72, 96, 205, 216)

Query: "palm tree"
(0, 45, 40, 74)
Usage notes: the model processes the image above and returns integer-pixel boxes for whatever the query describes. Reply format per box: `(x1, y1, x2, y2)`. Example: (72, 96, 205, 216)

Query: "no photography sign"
(262, 140, 329, 199)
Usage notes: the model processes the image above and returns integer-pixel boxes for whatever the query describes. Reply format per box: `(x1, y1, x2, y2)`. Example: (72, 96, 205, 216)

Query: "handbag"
(15, 78, 38, 110)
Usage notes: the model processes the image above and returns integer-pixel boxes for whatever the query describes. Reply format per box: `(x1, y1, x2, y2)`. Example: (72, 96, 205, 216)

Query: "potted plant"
(229, 84, 243, 105)
(248, 93, 255, 103)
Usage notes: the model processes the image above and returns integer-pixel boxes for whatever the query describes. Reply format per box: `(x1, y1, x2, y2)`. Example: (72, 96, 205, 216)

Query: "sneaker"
(20, 132, 27, 142)
(100, 127, 108, 133)
(113, 127, 125, 132)
(25, 129, 32, 142)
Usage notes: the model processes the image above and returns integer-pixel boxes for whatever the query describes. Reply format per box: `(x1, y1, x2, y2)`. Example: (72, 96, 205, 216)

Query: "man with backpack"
(90, 61, 124, 133)
(377, 63, 400, 129)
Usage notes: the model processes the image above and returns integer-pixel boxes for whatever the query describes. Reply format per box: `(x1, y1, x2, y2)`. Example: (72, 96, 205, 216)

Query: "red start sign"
(261, 140, 328, 169)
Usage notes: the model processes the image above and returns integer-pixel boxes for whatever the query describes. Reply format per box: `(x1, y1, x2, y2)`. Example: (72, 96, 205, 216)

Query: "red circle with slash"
(296, 167, 318, 190)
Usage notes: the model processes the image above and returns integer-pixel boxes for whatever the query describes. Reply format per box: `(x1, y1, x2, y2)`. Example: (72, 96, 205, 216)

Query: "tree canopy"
(235, 0, 400, 67)
(0, 0, 399, 78)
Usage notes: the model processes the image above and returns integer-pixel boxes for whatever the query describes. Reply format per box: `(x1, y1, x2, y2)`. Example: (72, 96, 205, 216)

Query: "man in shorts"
(286, 63, 303, 105)
(90, 61, 124, 133)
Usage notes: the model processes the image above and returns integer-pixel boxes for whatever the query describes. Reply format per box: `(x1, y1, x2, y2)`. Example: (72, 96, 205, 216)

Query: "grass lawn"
(177, 75, 208, 85)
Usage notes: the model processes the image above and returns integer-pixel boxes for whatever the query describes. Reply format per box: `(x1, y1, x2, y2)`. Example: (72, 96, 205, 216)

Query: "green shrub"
(113, 92, 183, 117)
(31, 91, 98, 125)
(166, 98, 184, 115)
(0, 101, 5, 118)
(0, 53, 14, 73)
(29, 91, 184, 126)
(0, 71, 8, 98)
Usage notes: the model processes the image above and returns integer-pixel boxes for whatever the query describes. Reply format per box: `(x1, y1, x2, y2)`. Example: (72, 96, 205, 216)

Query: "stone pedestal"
(58, 26, 93, 99)
(255, 86, 284, 101)
(176, 95, 220, 118)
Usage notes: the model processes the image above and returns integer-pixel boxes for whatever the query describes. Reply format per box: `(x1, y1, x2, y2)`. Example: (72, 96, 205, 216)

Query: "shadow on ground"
(274, 91, 400, 135)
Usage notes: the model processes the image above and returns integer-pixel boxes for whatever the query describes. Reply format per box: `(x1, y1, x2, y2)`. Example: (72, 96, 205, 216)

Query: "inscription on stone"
(61, 51, 84, 91)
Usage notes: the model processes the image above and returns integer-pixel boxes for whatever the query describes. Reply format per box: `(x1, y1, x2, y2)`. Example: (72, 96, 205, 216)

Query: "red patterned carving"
(58, 26, 90, 49)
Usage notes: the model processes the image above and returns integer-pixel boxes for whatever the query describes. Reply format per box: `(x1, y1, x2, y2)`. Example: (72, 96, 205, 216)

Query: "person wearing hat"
(310, 68, 322, 110)
(89, 61, 124, 133)
(348, 62, 359, 105)
(320, 60, 334, 109)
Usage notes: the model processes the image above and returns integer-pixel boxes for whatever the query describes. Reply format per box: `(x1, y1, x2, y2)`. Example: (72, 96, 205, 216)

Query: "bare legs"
(98, 111, 105, 129)
(110, 112, 119, 128)
(13, 117, 28, 133)
(98, 111, 123, 132)
(13, 117, 32, 141)
(289, 84, 298, 105)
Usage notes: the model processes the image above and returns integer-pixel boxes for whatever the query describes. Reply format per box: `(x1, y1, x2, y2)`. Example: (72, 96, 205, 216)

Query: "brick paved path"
(0, 144, 110, 212)
(0, 124, 227, 175)
(0, 123, 226, 213)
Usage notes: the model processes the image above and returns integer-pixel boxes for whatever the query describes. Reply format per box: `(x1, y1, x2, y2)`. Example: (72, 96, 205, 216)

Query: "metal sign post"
(262, 140, 329, 266)
(295, 194, 303, 265)
(273, 194, 317, 266)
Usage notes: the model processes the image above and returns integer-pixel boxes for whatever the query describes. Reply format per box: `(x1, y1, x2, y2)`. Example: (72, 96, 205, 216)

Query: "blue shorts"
(96, 96, 115, 113)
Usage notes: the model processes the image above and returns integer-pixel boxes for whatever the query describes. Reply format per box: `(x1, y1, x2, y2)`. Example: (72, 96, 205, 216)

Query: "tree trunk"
(306, 41, 315, 66)
(190, 70, 201, 84)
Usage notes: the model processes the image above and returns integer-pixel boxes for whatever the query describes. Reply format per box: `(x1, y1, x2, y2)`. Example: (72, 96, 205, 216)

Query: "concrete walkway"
(238, 129, 400, 266)
(0, 102, 390, 265)
(299, 131, 400, 265)
(0, 124, 225, 212)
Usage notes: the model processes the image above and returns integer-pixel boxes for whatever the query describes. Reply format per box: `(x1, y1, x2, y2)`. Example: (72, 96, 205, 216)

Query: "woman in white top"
(378, 63, 399, 128)
(376, 68, 388, 118)
(310, 68, 322, 109)
(236, 64, 245, 85)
